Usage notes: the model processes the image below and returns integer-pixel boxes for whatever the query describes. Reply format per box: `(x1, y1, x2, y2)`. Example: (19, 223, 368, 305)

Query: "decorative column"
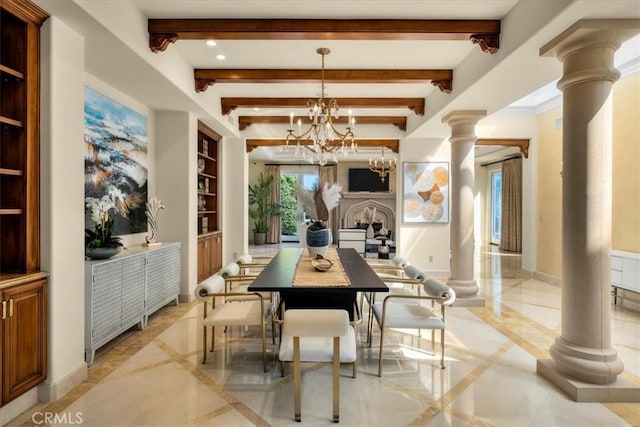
(537, 19, 640, 402)
(442, 111, 486, 302)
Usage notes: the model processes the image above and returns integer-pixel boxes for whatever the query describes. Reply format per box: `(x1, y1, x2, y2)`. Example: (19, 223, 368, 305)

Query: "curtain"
(500, 157, 522, 252)
(265, 165, 281, 244)
(318, 165, 338, 243)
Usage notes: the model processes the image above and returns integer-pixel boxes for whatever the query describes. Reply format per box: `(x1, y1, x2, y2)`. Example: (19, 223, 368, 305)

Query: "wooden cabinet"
(0, 0, 49, 408)
(1, 274, 47, 406)
(197, 231, 222, 282)
(0, 1, 48, 274)
(197, 121, 222, 281)
(84, 243, 180, 366)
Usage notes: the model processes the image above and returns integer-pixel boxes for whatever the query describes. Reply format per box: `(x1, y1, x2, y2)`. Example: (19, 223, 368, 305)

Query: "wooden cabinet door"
(197, 236, 211, 283)
(2, 279, 47, 405)
(212, 232, 222, 274)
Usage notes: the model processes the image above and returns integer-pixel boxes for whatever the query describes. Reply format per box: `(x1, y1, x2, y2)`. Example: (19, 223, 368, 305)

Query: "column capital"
(441, 110, 487, 126)
(541, 19, 639, 60)
(541, 20, 639, 92)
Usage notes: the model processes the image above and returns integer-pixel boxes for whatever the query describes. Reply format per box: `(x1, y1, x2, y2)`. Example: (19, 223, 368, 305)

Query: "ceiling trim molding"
(222, 97, 425, 116)
(194, 69, 452, 92)
(246, 138, 399, 153)
(239, 115, 407, 131)
(148, 19, 501, 52)
(476, 138, 530, 158)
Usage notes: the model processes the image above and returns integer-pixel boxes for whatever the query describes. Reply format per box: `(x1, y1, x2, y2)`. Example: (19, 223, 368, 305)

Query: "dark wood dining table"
(247, 247, 388, 321)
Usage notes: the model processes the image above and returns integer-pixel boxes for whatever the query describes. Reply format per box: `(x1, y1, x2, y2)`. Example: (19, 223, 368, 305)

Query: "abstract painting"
(84, 86, 148, 235)
(403, 162, 449, 223)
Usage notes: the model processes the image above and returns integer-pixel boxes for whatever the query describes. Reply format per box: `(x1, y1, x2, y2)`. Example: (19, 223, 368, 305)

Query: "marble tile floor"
(7, 246, 640, 426)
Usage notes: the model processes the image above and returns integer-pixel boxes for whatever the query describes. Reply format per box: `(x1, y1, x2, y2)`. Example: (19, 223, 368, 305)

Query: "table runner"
(292, 247, 351, 287)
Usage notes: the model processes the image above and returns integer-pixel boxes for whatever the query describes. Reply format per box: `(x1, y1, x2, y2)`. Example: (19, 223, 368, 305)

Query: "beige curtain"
(500, 157, 522, 252)
(318, 165, 338, 242)
(265, 165, 281, 244)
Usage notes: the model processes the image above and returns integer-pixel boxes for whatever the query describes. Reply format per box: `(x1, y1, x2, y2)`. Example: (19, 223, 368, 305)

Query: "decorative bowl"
(311, 254, 334, 272)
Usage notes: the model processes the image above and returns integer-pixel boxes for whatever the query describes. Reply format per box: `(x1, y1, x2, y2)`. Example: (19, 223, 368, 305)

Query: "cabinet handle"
(9, 299, 13, 317)
(1, 301, 5, 320)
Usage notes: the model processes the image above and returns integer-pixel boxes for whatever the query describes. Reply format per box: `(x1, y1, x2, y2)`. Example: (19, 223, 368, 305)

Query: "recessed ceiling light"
(205, 40, 217, 47)
(216, 54, 226, 60)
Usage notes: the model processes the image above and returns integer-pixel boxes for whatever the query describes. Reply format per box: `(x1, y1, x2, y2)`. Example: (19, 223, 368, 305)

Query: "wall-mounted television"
(348, 168, 389, 192)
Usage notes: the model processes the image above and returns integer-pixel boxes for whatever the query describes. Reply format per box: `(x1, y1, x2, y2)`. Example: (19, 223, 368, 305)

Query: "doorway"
(280, 171, 318, 242)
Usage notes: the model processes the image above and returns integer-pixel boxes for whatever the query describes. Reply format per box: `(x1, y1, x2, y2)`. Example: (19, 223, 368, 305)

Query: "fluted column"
(537, 19, 640, 401)
(442, 111, 486, 299)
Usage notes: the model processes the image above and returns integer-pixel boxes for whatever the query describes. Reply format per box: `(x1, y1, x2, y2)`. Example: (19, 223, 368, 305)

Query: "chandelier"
(285, 48, 357, 166)
(369, 148, 397, 182)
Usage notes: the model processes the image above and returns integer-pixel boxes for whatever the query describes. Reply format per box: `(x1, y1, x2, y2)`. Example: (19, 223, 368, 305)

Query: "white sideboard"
(84, 242, 181, 365)
(612, 250, 640, 304)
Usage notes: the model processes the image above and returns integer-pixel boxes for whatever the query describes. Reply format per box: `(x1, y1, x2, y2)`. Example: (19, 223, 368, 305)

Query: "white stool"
(279, 309, 355, 423)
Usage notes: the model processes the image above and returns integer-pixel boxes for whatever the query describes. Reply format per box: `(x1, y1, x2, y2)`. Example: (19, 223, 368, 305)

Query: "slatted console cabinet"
(84, 243, 180, 365)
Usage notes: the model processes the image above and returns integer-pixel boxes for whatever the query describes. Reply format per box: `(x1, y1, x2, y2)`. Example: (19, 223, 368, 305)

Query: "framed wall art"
(403, 162, 449, 223)
(84, 86, 149, 235)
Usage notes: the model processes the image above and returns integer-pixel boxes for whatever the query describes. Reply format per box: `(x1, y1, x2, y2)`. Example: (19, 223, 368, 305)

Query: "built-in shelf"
(198, 172, 216, 180)
(0, 116, 23, 128)
(197, 210, 217, 215)
(0, 209, 23, 215)
(197, 152, 217, 162)
(198, 192, 216, 197)
(0, 64, 24, 79)
(0, 168, 23, 176)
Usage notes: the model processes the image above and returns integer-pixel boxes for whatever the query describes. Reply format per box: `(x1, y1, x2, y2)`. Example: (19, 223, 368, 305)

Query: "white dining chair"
(194, 274, 273, 372)
(278, 309, 356, 423)
(372, 277, 456, 376)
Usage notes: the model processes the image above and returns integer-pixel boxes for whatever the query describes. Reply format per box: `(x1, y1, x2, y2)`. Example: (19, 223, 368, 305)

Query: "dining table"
(247, 247, 389, 321)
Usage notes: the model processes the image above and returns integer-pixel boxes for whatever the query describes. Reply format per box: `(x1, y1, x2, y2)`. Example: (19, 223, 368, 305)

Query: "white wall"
(155, 112, 197, 298)
(224, 138, 250, 259)
(39, 16, 87, 403)
(398, 138, 451, 275)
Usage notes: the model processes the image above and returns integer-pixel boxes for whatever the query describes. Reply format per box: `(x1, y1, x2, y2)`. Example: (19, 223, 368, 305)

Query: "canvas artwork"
(403, 162, 449, 223)
(84, 86, 148, 235)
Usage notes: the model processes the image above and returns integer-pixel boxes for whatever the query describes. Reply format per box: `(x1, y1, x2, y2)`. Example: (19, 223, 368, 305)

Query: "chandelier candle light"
(285, 48, 357, 166)
(369, 148, 397, 183)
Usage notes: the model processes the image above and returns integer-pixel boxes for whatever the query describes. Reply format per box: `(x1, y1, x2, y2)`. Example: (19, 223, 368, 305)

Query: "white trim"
(532, 270, 561, 286)
(38, 363, 88, 403)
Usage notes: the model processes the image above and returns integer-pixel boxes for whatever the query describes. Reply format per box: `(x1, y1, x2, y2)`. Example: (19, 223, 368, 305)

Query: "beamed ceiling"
(146, 17, 515, 158)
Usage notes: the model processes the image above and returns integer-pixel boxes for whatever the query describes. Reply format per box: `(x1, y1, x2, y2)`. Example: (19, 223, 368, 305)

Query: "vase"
(366, 224, 374, 239)
(86, 246, 122, 260)
(306, 226, 331, 257)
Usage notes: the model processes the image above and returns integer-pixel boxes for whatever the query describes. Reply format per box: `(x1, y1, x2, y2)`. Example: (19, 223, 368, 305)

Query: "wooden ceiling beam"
(194, 69, 452, 93)
(148, 19, 500, 53)
(246, 138, 399, 153)
(476, 138, 530, 158)
(239, 115, 407, 131)
(222, 97, 425, 116)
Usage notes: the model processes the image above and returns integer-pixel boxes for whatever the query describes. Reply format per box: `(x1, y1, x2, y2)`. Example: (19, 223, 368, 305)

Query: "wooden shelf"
(198, 191, 216, 197)
(0, 116, 23, 128)
(197, 152, 217, 162)
(0, 168, 23, 176)
(0, 64, 24, 79)
(198, 172, 216, 180)
(0, 209, 23, 215)
(197, 210, 217, 215)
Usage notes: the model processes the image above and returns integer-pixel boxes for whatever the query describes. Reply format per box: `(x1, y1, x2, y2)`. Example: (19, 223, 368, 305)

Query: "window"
(490, 170, 502, 245)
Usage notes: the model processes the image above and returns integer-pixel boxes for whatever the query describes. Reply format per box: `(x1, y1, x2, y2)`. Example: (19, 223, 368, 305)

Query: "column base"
(446, 278, 479, 298)
(450, 296, 485, 307)
(537, 359, 640, 402)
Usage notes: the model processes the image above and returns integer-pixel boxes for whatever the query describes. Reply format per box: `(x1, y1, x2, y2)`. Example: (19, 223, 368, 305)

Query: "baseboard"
(0, 388, 39, 426)
(179, 293, 193, 303)
(38, 363, 88, 403)
(532, 270, 561, 286)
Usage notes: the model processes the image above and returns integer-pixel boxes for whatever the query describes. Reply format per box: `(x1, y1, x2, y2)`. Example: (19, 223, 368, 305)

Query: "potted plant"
(296, 182, 342, 256)
(248, 172, 282, 245)
(85, 194, 124, 259)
